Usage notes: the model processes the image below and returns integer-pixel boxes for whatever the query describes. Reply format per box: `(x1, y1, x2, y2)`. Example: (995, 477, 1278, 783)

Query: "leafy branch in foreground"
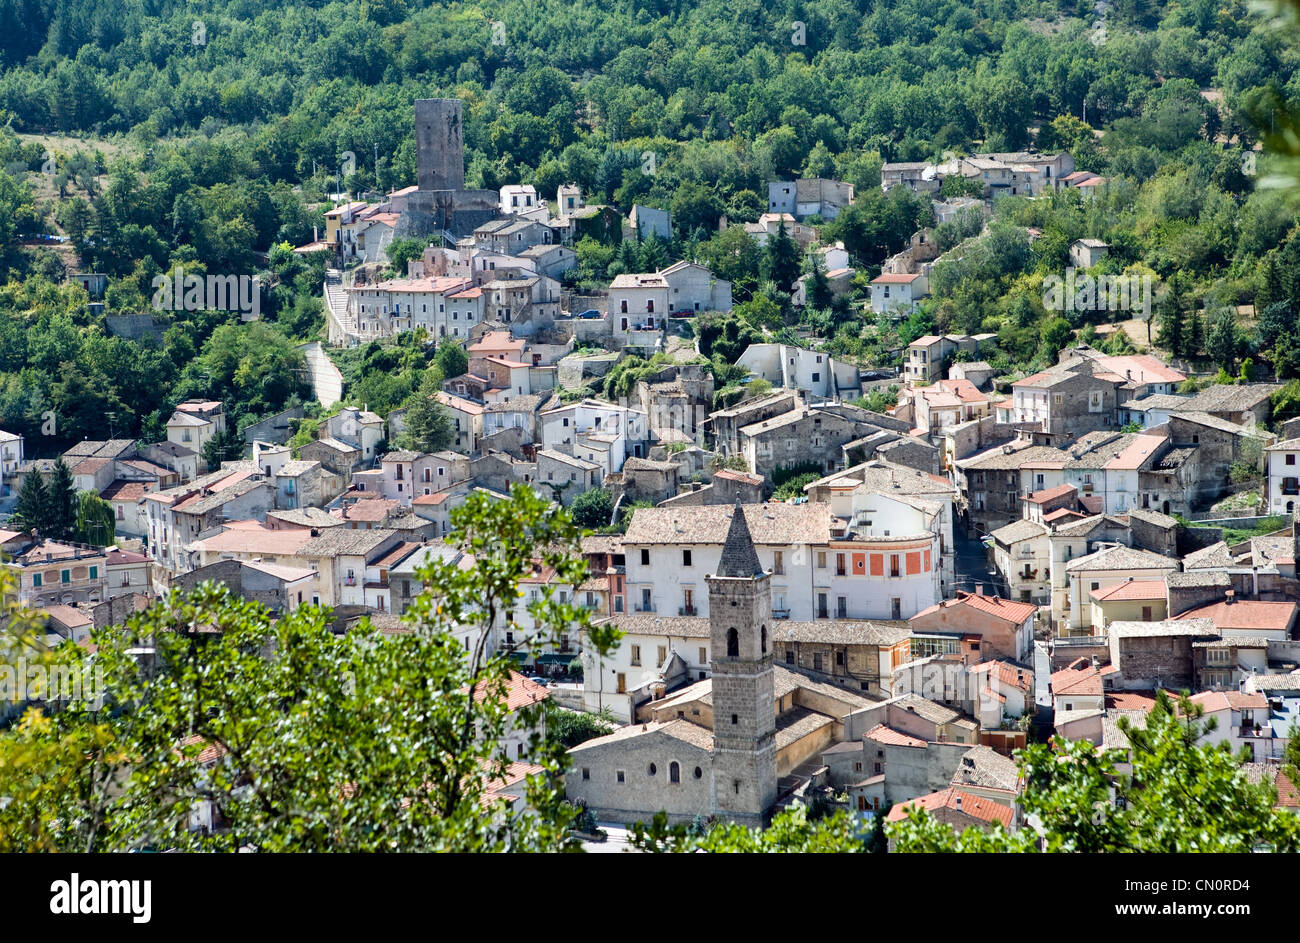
(889, 690, 1300, 853)
(0, 485, 620, 852)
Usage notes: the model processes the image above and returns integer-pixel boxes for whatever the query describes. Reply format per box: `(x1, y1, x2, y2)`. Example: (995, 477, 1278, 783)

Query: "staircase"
(322, 269, 357, 345)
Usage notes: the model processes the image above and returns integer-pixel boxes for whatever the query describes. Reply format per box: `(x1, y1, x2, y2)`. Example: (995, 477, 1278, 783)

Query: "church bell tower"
(706, 500, 777, 827)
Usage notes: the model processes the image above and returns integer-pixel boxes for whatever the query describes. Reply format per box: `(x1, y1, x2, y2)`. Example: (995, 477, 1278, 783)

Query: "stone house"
(1107, 618, 1219, 690)
(174, 559, 314, 614)
(771, 620, 912, 698)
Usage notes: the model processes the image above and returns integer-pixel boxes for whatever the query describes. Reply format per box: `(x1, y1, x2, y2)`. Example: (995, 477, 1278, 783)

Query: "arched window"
(761, 625, 767, 653)
(726, 628, 739, 657)
(648, 763, 657, 777)
(669, 761, 680, 783)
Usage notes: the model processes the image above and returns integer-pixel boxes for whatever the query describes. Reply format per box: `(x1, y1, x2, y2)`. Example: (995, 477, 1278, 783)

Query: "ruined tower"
(414, 98, 466, 192)
(706, 501, 777, 827)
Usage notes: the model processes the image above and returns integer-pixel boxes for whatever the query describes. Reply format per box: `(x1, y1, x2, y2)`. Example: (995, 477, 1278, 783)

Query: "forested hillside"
(0, 0, 1298, 451)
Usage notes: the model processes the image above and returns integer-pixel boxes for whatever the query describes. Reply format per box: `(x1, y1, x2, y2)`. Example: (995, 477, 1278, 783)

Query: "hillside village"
(3, 91, 1298, 842)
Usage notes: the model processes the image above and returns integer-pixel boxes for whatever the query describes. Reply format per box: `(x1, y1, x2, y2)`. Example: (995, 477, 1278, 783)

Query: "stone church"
(566, 501, 872, 826)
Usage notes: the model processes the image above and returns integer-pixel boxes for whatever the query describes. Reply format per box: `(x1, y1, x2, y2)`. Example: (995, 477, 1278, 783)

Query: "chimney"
(1225, 589, 1235, 605)
(954, 794, 963, 812)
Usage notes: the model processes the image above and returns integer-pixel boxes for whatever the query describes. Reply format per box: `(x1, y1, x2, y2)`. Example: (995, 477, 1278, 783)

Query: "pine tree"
(398, 372, 455, 453)
(1185, 305, 1204, 358)
(763, 221, 801, 293)
(12, 471, 51, 535)
(46, 459, 77, 541)
(1156, 280, 1184, 357)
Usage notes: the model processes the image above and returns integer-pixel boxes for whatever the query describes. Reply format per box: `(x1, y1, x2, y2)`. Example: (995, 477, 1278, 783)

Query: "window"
(32, 573, 41, 588)
(640, 549, 650, 566)
(648, 763, 657, 776)
(891, 598, 901, 620)
(682, 549, 692, 567)
(581, 767, 590, 780)
(694, 766, 703, 779)
(817, 552, 826, 569)
(88, 566, 97, 579)
(669, 762, 680, 783)
(761, 625, 767, 653)
(773, 550, 784, 575)
(786, 651, 795, 664)
(61, 569, 70, 584)
(726, 628, 739, 657)
(657, 645, 666, 667)
(889, 555, 900, 578)
(731, 713, 738, 725)
(631, 644, 641, 666)
(616, 770, 625, 783)
(836, 651, 844, 666)
(813, 653, 824, 672)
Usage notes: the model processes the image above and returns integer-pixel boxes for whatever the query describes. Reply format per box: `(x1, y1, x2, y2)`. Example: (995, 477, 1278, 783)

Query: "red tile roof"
(885, 787, 1013, 826)
(912, 591, 1038, 626)
(865, 724, 927, 748)
(969, 660, 1033, 692)
(471, 671, 551, 712)
(1173, 599, 1298, 633)
(1051, 659, 1104, 697)
(1025, 483, 1077, 504)
(1188, 690, 1268, 712)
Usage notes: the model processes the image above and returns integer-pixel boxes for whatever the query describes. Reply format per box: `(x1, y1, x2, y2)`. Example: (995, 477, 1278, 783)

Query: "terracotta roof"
(472, 671, 550, 712)
(1173, 599, 1297, 633)
(100, 479, 155, 502)
(1051, 659, 1104, 697)
(968, 660, 1033, 692)
(865, 724, 927, 747)
(1025, 483, 1076, 504)
(872, 273, 922, 284)
(911, 591, 1037, 626)
(1187, 690, 1268, 712)
(885, 787, 1013, 826)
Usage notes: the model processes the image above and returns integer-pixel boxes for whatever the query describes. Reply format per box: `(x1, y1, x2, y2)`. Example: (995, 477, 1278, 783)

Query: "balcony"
(679, 605, 697, 616)
(772, 608, 790, 620)
(634, 602, 656, 613)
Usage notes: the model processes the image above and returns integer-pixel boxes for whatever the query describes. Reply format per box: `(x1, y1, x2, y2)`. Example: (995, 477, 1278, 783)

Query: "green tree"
(45, 459, 77, 541)
(569, 488, 614, 530)
(12, 470, 51, 535)
(889, 691, 1300, 852)
(397, 371, 455, 453)
(1206, 309, 1240, 371)
(631, 805, 867, 852)
(434, 343, 468, 381)
(0, 487, 621, 852)
(74, 491, 116, 547)
(202, 427, 244, 470)
(762, 222, 801, 294)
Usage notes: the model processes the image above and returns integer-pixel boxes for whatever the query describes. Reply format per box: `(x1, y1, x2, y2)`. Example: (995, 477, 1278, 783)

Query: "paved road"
(949, 525, 1000, 596)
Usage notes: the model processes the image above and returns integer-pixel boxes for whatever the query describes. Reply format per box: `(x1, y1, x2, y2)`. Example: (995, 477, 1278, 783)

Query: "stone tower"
(414, 98, 466, 192)
(706, 501, 777, 827)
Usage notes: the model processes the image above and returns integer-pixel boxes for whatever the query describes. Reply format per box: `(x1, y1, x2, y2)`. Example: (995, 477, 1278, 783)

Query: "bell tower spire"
(706, 500, 777, 826)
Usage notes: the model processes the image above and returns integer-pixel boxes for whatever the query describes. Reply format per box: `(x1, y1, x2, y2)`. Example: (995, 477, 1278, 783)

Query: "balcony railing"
(634, 602, 655, 613)
(679, 605, 696, 616)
